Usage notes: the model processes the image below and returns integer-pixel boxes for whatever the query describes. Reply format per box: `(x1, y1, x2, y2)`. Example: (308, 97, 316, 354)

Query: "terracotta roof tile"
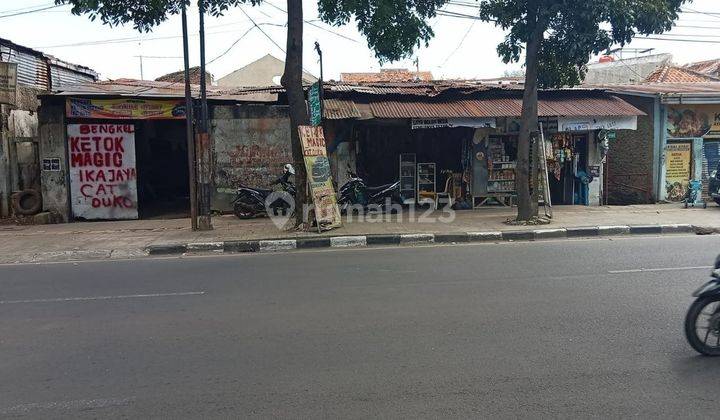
(645, 65, 720, 83)
(341, 69, 434, 83)
(684, 59, 720, 77)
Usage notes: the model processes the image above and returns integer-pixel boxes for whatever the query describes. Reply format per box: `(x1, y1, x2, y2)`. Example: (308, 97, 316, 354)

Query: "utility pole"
(197, 0, 213, 230)
(314, 41, 323, 121)
(181, 4, 198, 230)
(138, 41, 144, 79)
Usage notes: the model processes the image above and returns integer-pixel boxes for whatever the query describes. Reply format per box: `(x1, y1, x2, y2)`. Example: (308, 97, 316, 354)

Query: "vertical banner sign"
(664, 142, 692, 202)
(67, 124, 139, 220)
(298, 126, 341, 230)
(0, 62, 18, 106)
(308, 82, 322, 126)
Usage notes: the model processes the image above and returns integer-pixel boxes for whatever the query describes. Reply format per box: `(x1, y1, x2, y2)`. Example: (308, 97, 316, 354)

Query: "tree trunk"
(282, 0, 309, 227)
(516, 16, 544, 221)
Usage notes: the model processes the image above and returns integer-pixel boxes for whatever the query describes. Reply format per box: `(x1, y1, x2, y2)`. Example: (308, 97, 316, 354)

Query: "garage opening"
(134, 120, 190, 219)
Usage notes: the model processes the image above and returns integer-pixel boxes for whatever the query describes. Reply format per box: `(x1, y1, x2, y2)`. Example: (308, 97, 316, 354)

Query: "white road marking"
(0, 397, 135, 414)
(0, 291, 205, 305)
(608, 266, 712, 274)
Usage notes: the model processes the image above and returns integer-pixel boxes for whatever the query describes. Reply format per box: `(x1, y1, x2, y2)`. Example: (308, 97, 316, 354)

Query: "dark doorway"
(134, 120, 190, 218)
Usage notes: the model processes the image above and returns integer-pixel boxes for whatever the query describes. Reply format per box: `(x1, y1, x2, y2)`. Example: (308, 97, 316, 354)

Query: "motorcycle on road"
(232, 164, 296, 219)
(684, 255, 720, 356)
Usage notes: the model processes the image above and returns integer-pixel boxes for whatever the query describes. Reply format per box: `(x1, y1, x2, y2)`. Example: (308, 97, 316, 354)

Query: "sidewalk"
(1, 204, 717, 263)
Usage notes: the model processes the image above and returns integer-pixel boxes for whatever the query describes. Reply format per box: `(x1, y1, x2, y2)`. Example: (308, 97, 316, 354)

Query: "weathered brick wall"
(210, 104, 292, 212)
(607, 95, 656, 204)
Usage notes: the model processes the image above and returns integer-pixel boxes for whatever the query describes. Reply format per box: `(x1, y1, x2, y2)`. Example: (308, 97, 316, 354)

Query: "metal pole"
(182, 5, 198, 231)
(315, 42, 324, 122)
(197, 0, 213, 230)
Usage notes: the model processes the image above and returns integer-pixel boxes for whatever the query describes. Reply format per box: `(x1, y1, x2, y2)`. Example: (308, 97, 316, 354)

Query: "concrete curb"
(144, 224, 707, 257)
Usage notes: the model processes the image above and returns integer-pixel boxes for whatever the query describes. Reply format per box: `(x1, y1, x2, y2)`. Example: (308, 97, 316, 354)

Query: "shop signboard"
(412, 118, 449, 129)
(664, 142, 692, 202)
(667, 105, 720, 138)
(558, 116, 637, 132)
(67, 123, 138, 220)
(308, 82, 322, 126)
(0, 62, 17, 106)
(412, 118, 497, 129)
(298, 125, 341, 230)
(66, 98, 186, 120)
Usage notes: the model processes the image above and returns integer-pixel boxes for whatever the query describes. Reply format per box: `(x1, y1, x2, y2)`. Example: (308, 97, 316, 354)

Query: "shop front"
(662, 104, 720, 202)
(324, 95, 641, 209)
(40, 95, 191, 221)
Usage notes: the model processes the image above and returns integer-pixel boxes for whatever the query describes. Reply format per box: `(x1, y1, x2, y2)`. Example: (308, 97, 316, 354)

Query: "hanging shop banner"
(448, 118, 496, 128)
(666, 105, 720, 138)
(298, 125, 342, 231)
(664, 142, 692, 202)
(0, 62, 17, 106)
(411, 118, 450, 129)
(558, 116, 637, 132)
(411, 118, 497, 129)
(67, 124, 138, 220)
(66, 98, 186, 120)
(308, 82, 322, 126)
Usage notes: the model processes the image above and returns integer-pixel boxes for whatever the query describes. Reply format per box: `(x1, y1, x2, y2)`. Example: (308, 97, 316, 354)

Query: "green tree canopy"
(478, 0, 687, 87)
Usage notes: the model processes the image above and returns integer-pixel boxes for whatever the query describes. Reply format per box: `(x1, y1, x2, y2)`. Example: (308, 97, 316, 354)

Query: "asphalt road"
(2, 235, 720, 418)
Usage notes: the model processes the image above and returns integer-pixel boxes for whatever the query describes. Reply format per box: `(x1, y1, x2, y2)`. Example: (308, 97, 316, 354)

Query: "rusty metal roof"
(324, 98, 361, 119)
(359, 94, 644, 119)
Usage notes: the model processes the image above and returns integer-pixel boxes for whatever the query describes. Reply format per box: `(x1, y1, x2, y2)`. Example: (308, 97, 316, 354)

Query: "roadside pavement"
(0, 204, 717, 264)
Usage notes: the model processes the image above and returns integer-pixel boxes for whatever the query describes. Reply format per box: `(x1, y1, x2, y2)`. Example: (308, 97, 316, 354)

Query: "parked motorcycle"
(232, 164, 296, 219)
(338, 170, 401, 213)
(684, 254, 720, 356)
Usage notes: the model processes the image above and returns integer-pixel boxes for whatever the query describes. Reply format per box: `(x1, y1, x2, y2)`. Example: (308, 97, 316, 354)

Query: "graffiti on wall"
(68, 124, 138, 220)
(223, 143, 292, 187)
(667, 106, 720, 138)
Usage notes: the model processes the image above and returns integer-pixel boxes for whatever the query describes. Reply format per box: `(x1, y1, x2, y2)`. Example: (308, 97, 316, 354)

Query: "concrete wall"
(0, 86, 42, 217)
(38, 101, 69, 221)
(210, 104, 292, 212)
(606, 95, 656, 204)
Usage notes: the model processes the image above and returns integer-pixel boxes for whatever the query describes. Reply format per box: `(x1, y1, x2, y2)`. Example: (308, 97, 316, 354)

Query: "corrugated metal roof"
(362, 95, 644, 119)
(324, 98, 361, 119)
(0, 37, 97, 90)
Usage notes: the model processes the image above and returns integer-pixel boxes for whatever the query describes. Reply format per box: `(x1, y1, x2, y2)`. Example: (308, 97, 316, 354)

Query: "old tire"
(11, 189, 42, 216)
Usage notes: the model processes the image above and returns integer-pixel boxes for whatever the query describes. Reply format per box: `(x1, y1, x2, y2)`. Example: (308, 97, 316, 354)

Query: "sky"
(1, 0, 720, 83)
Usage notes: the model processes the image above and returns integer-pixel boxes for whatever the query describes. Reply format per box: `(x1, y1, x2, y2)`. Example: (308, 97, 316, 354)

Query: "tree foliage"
(478, 0, 687, 87)
(317, 0, 447, 63)
(56, 0, 262, 31)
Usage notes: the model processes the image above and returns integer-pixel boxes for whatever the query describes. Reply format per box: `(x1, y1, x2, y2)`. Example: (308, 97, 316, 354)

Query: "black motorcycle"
(684, 255, 720, 356)
(232, 164, 296, 219)
(338, 170, 401, 213)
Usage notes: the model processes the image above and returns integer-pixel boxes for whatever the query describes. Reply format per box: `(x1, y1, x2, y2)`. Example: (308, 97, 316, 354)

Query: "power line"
(238, 6, 286, 54)
(262, 0, 359, 43)
(681, 8, 720, 18)
(0, 2, 54, 14)
(674, 24, 720, 30)
(35, 22, 280, 48)
(206, 26, 256, 65)
(640, 36, 720, 44)
(441, 20, 476, 66)
(0, 4, 63, 19)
